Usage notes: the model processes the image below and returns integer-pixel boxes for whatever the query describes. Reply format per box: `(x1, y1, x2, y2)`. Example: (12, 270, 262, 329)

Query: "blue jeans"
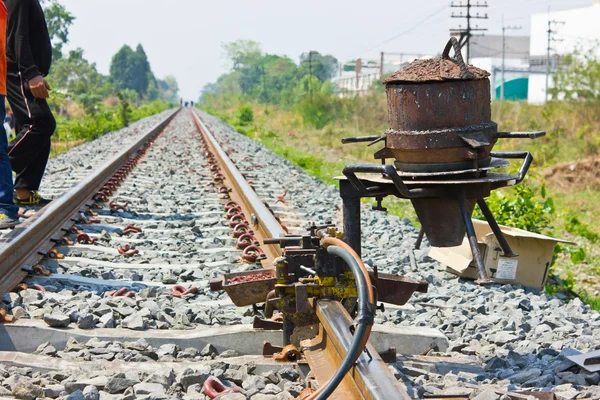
(0, 95, 18, 218)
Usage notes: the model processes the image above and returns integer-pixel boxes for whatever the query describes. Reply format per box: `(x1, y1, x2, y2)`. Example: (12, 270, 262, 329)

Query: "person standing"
(5, 0, 55, 206)
(0, 0, 19, 228)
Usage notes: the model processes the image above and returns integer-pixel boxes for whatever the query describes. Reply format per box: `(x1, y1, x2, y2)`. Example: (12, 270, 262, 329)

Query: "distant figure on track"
(5, 0, 55, 206)
(0, 0, 19, 228)
(180, 97, 183, 107)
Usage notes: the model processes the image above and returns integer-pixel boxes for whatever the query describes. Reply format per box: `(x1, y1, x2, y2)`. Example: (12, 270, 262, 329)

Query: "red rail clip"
(117, 244, 139, 257)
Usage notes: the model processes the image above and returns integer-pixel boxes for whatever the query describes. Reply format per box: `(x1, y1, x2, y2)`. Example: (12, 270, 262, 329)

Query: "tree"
(222, 40, 262, 69)
(41, 0, 75, 60)
(109, 44, 155, 98)
(158, 76, 180, 103)
(135, 44, 157, 99)
(299, 51, 338, 82)
(47, 48, 105, 113)
(551, 47, 600, 101)
(49, 48, 103, 94)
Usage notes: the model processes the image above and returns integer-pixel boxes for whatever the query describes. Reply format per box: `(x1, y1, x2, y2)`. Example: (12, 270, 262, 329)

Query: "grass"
(47, 101, 173, 159)
(50, 139, 87, 158)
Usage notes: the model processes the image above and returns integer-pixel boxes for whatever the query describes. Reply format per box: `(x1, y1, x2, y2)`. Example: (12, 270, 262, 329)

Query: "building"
(529, 2, 600, 104)
(469, 35, 531, 101)
(333, 54, 430, 97)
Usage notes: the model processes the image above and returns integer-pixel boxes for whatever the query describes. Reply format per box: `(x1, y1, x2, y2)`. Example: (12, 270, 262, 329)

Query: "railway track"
(0, 108, 345, 399)
(0, 108, 599, 400)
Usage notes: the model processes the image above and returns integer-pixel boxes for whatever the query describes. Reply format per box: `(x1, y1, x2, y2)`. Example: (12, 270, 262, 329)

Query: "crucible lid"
(383, 37, 490, 84)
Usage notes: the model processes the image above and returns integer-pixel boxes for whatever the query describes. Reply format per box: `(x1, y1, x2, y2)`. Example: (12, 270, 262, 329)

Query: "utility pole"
(450, 1, 488, 63)
(501, 16, 522, 101)
(546, 17, 564, 102)
(308, 51, 313, 104)
(380, 52, 384, 79)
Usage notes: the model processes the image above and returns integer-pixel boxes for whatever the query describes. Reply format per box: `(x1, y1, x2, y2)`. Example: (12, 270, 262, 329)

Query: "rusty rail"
(0, 109, 179, 293)
(302, 300, 410, 400)
(190, 109, 286, 266)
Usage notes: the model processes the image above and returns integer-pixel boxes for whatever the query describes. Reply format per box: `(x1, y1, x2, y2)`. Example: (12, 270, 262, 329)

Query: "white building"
(333, 56, 430, 97)
(529, 2, 600, 104)
(470, 35, 531, 101)
(334, 67, 381, 96)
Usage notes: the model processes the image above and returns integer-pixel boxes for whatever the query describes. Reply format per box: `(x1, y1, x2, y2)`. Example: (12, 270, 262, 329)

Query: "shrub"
(474, 180, 554, 234)
(238, 106, 254, 125)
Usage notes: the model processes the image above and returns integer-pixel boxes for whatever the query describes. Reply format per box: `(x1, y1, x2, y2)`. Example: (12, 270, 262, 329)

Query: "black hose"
(314, 245, 374, 400)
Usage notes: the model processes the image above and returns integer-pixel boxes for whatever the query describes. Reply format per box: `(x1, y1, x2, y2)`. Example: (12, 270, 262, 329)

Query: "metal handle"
(342, 164, 434, 199)
(490, 151, 533, 184)
(495, 131, 546, 139)
(442, 37, 474, 80)
(341, 135, 384, 145)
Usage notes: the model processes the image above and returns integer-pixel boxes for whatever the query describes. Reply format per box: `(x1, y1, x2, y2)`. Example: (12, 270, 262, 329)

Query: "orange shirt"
(0, 2, 6, 96)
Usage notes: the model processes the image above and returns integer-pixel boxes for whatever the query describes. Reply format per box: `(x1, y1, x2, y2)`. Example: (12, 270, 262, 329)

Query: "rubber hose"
(308, 245, 374, 400)
(321, 237, 374, 356)
(321, 238, 375, 304)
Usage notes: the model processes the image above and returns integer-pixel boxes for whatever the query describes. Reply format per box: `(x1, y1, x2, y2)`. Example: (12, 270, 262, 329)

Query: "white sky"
(59, 0, 596, 100)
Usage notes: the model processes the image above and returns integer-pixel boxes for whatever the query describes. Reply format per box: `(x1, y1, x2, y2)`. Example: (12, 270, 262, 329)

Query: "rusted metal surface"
(190, 110, 286, 266)
(262, 341, 284, 356)
(253, 317, 283, 331)
(385, 78, 494, 170)
(382, 52, 489, 84)
(0, 110, 179, 294)
(385, 79, 492, 132)
(411, 198, 476, 247)
(272, 344, 301, 362)
(301, 300, 411, 400)
(374, 273, 428, 306)
(217, 269, 277, 307)
(382, 38, 499, 172)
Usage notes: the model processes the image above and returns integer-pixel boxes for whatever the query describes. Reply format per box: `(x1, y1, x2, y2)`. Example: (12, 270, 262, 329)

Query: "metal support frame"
(340, 152, 533, 282)
(476, 198, 518, 257)
(342, 189, 362, 257)
(458, 192, 491, 282)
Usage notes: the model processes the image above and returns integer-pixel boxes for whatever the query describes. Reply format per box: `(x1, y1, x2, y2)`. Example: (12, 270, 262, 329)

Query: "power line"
(353, 4, 448, 57)
(450, 0, 489, 63)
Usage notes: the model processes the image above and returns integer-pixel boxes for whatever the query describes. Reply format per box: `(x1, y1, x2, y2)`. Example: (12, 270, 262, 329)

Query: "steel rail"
(302, 300, 411, 400)
(190, 109, 286, 266)
(0, 109, 179, 293)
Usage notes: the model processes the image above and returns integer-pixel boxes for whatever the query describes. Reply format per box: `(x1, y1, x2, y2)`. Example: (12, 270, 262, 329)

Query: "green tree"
(157, 75, 180, 103)
(551, 47, 600, 100)
(117, 91, 132, 127)
(47, 48, 105, 113)
(222, 40, 262, 69)
(48, 49, 104, 94)
(299, 51, 338, 82)
(109, 44, 155, 98)
(40, 0, 75, 60)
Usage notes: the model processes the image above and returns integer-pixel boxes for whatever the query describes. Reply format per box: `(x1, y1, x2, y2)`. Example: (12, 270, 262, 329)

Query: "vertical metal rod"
(283, 318, 295, 346)
(477, 199, 518, 257)
(342, 186, 362, 257)
(414, 227, 425, 250)
(458, 193, 491, 282)
(546, 12, 551, 102)
(501, 16, 505, 102)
